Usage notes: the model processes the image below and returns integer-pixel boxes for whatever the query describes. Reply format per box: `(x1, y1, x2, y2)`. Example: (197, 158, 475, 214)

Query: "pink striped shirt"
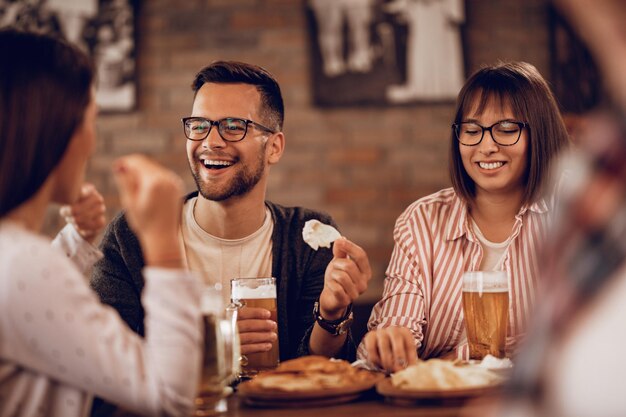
(359, 187, 552, 360)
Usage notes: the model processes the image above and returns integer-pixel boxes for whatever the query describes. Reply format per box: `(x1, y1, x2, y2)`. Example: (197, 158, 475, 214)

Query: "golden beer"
(462, 271, 509, 359)
(231, 277, 280, 375)
(195, 284, 239, 416)
(195, 314, 225, 414)
(240, 297, 280, 372)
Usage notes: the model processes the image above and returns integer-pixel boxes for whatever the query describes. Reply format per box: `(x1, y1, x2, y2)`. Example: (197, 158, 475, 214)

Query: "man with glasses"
(91, 61, 370, 378)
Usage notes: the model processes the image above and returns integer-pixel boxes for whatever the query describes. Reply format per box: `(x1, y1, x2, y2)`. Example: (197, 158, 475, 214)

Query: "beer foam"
(231, 283, 276, 300)
(302, 220, 341, 250)
(462, 271, 508, 292)
(463, 287, 508, 293)
(479, 354, 513, 370)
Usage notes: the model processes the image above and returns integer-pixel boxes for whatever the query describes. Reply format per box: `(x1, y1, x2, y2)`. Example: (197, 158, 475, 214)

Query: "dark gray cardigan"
(90, 194, 356, 361)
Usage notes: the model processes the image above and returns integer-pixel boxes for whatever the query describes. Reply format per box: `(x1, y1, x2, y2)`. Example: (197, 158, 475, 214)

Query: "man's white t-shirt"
(181, 197, 274, 305)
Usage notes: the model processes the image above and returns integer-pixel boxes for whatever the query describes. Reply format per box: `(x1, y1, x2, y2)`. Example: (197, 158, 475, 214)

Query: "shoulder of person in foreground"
(0, 222, 202, 417)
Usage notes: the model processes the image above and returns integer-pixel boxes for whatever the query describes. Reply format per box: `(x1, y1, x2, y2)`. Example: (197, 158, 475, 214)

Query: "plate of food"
(376, 358, 505, 406)
(237, 356, 385, 407)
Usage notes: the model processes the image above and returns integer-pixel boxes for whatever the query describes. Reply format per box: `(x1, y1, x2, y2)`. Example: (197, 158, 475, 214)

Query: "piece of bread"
(246, 356, 376, 391)
(273, 355, 352, 374)
(390, 359, 503, 390)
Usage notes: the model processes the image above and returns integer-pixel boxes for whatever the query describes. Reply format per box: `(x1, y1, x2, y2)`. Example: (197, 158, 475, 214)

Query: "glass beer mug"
(194, 284, 240, 416)
(462, 271, 510, 359)
(230, 277, 280, 377)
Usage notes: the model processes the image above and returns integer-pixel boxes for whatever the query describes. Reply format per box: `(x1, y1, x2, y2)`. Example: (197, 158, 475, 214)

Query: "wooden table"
(116, 387, 491, 416)
(115, 394, 481, 417)
(222, 392, 476, 417)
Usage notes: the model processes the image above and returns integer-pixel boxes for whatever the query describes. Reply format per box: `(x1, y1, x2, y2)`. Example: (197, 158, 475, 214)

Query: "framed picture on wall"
(306, 0, 466, 107)
(548, 5, 602, 143)
(0, 0, 138, 112)
(549, 5, 601, 115)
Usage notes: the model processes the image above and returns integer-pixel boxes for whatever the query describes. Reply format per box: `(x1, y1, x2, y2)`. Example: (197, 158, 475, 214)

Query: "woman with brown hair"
(359, 62, 570, 372)
(0, 29, 202, 416)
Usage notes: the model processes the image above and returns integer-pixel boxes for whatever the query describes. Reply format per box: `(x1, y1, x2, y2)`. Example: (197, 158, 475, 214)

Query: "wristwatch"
(313, 301, 353, 336)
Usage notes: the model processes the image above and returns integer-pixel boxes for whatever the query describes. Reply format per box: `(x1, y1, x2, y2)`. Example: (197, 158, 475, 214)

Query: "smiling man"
(91, 62, 371, 383)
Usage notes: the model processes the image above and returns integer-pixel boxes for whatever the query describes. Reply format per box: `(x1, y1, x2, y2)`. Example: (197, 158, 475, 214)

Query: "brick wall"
(43, 0, 551, 303)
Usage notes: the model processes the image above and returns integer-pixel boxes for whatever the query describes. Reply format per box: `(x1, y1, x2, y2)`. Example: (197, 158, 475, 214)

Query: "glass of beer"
(230, 277, 279, 376)
(462, 271, 509, 359)
(195, 284, 240, 416)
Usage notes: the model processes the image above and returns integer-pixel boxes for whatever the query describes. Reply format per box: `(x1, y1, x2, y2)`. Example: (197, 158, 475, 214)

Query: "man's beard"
(190, 144, 266, 202)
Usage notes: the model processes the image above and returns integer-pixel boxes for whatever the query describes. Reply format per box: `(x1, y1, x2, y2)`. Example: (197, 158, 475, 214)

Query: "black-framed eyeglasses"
(452, 120, 528, 146)
(181, 117, 277, 142)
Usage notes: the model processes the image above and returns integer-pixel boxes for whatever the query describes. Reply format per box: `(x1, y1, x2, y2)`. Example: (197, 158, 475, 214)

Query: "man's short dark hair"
(191, 61, 284, 132)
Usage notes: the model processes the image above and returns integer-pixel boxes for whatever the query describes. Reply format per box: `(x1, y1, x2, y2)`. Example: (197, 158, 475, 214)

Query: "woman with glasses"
(358, 62, 570, 372)
(0, 29, 202, 416)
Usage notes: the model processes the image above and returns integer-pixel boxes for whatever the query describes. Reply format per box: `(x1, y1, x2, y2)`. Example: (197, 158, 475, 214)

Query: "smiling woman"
(457, 100, 530, 220)
(450, 62, 568, 208)
(0, 29, 203, 417)
(358, 62, 570, 372)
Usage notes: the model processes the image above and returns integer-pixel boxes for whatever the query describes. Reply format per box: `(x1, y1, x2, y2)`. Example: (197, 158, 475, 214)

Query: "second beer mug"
(230, 277, 280, 375)
(462, 271, 509, 359)
(195, 284, 240, 416)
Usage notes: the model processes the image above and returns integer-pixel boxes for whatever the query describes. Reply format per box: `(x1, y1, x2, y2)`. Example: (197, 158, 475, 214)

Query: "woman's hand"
(362, 326, 418, 372)
(59, 183, 106, 244)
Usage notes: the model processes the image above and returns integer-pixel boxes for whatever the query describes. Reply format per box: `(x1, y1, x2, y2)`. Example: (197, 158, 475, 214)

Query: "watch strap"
(313, 301, 353, 336)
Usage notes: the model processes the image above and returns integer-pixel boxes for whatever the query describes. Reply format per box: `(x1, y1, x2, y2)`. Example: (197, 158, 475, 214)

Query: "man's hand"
(236, 307, 278, 355)
(59, 183, 106, 244)
(318, 237, 372, 320)
(362, 326, 418, 372)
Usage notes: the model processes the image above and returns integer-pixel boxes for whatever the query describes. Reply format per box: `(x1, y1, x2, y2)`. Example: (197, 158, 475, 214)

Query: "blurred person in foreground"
(0, 29, 203, 416)
(91, 61, 371, 364)
(359, 62, 570, 372)
(483, 0, 626, 416)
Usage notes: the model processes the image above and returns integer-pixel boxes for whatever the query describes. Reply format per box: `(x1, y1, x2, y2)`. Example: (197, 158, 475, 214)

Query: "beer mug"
(462, 271, 509, 359)
(230, 277, 280, 376)
(195, 284, 240, 416)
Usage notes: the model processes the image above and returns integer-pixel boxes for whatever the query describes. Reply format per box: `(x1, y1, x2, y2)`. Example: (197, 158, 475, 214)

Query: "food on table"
(302, 220, 341, 250)
(245, 355, 377, 391)
(478, 354, 513, 370)
(391, 359, 504, 390)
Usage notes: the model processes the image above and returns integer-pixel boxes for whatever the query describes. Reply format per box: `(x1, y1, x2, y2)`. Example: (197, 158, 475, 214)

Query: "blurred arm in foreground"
(474, 1, 626, 416)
